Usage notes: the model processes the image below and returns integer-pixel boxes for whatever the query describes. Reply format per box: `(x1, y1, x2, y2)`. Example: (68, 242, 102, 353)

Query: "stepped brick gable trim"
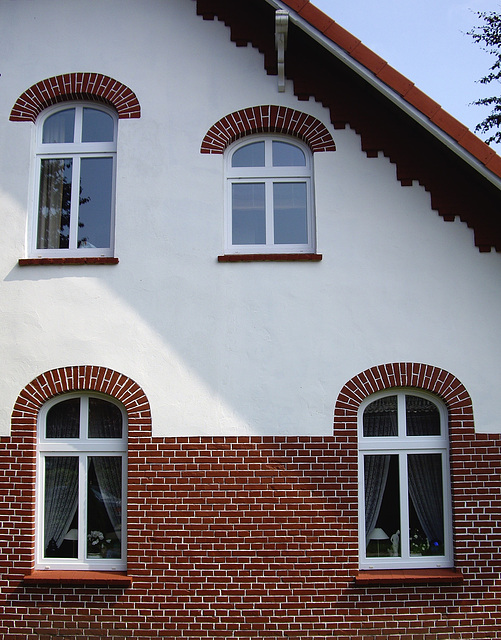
(201, 105, 336, 153)
(9, 73, 141, 122)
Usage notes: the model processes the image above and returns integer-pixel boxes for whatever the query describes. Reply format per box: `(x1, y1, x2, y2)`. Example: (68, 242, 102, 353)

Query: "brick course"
(0, 364, 500, 639)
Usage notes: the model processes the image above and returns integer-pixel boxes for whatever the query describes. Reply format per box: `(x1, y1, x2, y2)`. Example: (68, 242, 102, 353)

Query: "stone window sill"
(19, 257, 119, 266)
(354, 568, 463, 587)
(218, 253, 322, 262)
(23, 570, 132, 587)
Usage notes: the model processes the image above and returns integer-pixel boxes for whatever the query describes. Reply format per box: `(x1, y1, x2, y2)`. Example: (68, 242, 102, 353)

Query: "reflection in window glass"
(42, 109, 75, 144)
(37, 159, 73, 249)
(232, 183, 266, 245)
(78, 157, 113, 248)
(82, 108, 114, 143)
(87, 457, 122, 560)
(363, 395, 398, 437)
(406, 395, 441, 436)
(46, 398, 80, 438)
(232, 142, 265, 168)
(88, 398, 123, 438)
(272, 141, 306, 167)
(273, 182, 307, 244)
(35, 105, 116, 256)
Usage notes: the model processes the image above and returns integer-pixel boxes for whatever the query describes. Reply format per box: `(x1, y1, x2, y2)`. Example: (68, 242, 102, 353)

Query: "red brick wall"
(0, 364, 500, 639)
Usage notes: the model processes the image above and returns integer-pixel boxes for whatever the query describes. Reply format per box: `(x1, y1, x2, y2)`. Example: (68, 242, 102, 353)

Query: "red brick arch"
(334, 362, 474, 431)
(9, 73, 141, 123)
(11, 365, 151, 436)
(200, 105, 336, 154)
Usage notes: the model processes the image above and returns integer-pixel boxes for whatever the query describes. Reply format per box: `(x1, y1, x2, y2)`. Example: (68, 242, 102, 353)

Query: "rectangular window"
(359, 391, 452, 570)
(32, 104, 116, 258)
(226, 137, 314, 254)
(38, 394, 126, 571)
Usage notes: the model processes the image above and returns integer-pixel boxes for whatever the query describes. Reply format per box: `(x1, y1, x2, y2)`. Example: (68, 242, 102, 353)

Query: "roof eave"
(267, 0, 501, 191)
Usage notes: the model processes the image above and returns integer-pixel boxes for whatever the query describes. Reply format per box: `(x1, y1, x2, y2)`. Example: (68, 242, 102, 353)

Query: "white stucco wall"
(1, 0, 500, 436)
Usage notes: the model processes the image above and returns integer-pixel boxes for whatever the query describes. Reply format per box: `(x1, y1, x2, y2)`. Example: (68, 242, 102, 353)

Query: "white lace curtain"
(44, 456, 78, 550)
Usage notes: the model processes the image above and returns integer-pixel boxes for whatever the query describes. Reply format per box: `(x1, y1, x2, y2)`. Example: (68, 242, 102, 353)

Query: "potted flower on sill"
(87, 530, 112, 558)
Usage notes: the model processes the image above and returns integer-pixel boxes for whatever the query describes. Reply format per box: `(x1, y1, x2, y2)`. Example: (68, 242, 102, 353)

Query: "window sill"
(23, 570, 132, 587)
(354, 568, 463, 587)
(218, 253, 322, 262)
(19, 257, 119, 266)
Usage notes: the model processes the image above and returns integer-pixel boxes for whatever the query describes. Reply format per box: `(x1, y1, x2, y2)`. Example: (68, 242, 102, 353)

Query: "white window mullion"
(399, 452, 411, 562)
(266, 180, 275, 246)
(78, 454, 86, 562)
(397, 394, 406, 437)
(74, 106, 83, 143)
(264, 138, 273, 167)
(68, 155, 81, 250)
(80, 396, 89, 440)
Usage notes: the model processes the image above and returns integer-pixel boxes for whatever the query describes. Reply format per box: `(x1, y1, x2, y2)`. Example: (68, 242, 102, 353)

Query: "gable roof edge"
(268, 0, 501, 190)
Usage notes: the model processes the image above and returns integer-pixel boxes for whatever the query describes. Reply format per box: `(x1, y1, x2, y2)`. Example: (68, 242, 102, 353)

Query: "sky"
(310, 0, 501, 150)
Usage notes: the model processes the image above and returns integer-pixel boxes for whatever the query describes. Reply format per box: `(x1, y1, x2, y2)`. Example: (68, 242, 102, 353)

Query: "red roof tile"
(280, 0, 501, 181)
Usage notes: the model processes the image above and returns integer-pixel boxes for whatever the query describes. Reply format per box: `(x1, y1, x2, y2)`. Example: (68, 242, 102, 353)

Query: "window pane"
(37, 159, 72, 249)
(365, 454, 400, 557)
(408, 453, 444, 555)
(44, 456, 78, 558)
(272, 141, 306, 166)
(42, 109, 75, 143)
(78, 157, 113, 248)
(46, 398, 80, 438)
(88, 398, 123, 438)
(87, 457, 122, 559)
(82, 108, 114, 142)
(232, 183, 266, 245)
(406, 395, 441, 436)
(273, 182, 307, 244)
(363, 395, 398, 437)
(231, 142, 265, 167)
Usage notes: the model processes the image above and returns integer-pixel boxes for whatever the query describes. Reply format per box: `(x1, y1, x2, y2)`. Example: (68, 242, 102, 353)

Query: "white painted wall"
(1, 0, 500, 436)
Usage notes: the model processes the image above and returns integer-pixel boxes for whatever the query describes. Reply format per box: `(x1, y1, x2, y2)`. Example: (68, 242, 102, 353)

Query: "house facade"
(1, 0, 500, 638)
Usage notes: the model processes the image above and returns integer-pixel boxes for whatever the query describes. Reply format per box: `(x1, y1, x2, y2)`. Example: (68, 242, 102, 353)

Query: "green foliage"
(469, 10, 501, 145)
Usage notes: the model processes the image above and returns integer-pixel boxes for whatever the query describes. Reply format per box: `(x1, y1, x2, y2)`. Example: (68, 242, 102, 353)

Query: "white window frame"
(36, 393, 127, 571)
(358, 389, 453, 570)
(30, 103, 117, 258)
(225, 135, 315, 254)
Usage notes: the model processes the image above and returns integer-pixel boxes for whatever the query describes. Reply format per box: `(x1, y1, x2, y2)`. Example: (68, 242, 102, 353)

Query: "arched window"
(225, 136, 315, 254)
(358, 389, 453, 570)
(31, 103, 117, 257)
(36, 393, 127, 571)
